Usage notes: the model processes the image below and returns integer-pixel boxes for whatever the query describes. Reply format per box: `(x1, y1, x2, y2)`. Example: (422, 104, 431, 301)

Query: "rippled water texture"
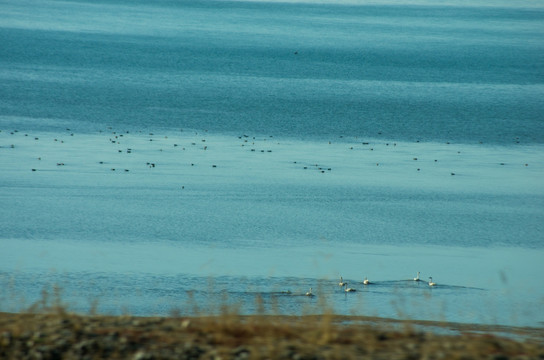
(1, 0, 543, 142)
(1, 0, 543, 327)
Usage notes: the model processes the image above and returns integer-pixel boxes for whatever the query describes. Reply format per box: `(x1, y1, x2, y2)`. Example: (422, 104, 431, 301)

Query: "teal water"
(1, 0, 543, 142)
(1, 0, 543, 327)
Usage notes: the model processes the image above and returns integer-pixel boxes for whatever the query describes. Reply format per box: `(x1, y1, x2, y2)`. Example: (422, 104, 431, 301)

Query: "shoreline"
(3, 311, 543, 340)
(1, 311, 543, 359)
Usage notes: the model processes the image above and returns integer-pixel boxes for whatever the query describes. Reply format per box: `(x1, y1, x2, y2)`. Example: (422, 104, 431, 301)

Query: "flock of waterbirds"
(304, 272, 436, 297)
(1, 126, 533, 177)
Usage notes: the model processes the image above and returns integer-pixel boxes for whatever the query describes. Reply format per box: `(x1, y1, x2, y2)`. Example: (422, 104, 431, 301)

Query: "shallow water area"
(1, 128, 543, 327)
(2, 243, 544, 328)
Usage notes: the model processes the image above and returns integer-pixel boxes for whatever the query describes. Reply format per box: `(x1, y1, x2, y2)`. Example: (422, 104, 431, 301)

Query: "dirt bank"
(1, 312, 543, 359)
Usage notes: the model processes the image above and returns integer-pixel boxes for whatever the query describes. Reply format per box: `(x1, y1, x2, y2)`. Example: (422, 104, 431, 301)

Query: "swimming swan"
(414, 272, 421, 281)
(339, 276, 346, 287)
(428, 277, 436, 287)
(344, 283, 356, 292)
(363, 277, 370, 285)
(305, 287, 314, 296)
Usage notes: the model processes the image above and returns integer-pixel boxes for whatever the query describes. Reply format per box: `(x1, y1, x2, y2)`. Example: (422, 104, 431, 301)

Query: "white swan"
(305, 287, 314, 296)
(428, 277, 436, 287)
(363, 277, 370, 285)
(344, 283, 356, 292)
(414, 272, 421, 281)
(339, 276, 346, 287)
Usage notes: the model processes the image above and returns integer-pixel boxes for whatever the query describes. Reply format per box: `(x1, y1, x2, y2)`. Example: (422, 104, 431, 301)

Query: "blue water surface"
(1, 0, 543, 328)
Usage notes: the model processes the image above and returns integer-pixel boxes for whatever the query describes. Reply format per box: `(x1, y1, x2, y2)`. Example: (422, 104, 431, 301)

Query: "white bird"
(305, 287, 314, 296)
(344, 283, 356, 292)
(428, 277, 436, 287)
(339, 276, 346, 287)
(414, 272, 421, 281)
(363, 277, 370, 285)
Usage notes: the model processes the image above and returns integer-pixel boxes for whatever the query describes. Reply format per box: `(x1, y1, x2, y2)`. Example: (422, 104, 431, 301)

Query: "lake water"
(1, 0, 543, 328)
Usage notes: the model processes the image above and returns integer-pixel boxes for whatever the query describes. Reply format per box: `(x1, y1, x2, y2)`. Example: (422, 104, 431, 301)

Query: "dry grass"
(1, 310, 543, 360)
